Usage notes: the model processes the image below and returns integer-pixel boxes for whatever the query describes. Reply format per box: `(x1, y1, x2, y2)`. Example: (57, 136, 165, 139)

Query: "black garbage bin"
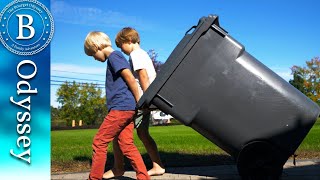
(137, 15, 320, 179)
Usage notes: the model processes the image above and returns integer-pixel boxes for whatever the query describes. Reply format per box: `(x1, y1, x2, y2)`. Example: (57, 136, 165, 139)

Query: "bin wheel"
(237, 141, 285, 180)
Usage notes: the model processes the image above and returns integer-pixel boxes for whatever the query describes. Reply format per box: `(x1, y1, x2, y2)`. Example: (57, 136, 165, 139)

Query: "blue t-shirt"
(105, 51, 136, 111)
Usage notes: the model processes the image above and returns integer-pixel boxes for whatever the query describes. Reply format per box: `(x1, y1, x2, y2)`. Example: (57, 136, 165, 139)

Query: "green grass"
(51, 125, 230, 172)
(51, 119, 320, 173)
(296, 119, 320, 152)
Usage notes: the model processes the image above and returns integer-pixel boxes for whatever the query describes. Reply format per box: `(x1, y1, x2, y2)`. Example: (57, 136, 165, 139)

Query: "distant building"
(151, 110, 173, 125)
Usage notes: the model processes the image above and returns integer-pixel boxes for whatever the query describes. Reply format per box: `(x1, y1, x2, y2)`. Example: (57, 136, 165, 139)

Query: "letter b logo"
(16, 14, 35, 40)
(0, 0, 54, 56)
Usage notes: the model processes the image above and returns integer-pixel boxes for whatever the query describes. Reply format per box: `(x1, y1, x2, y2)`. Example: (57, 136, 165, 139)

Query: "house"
(151, 110, 173, 125)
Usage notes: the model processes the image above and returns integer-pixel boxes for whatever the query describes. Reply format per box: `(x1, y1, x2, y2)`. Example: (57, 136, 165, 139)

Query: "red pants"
(89, 110, 149, 180)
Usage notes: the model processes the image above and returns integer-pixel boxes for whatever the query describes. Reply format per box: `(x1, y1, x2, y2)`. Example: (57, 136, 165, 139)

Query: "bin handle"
(185, 15, 219, 36)
(185, 26, 197, 35)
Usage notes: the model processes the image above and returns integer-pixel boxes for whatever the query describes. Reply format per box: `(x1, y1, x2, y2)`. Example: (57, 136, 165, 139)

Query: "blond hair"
(115, 27, 140, 48)
(84, 31, 111, 56)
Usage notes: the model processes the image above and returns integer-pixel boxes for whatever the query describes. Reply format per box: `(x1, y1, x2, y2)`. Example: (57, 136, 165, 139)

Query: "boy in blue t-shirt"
(84, 31, 149, 180)
(103, 27, 165, 179)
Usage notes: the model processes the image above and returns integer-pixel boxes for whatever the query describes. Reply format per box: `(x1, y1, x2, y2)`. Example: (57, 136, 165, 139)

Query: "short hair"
(84, 31, 111, 56)
(115, 27, 140, 48)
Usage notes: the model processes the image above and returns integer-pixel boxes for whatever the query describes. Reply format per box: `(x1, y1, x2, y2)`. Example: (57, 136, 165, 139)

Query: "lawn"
(295, 119, 320, 156)
(51, 119, 320, 173)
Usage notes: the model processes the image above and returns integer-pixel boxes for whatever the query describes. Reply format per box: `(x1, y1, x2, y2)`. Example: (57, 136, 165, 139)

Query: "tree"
(290, 57, 320, 105)
(147, 49, 163, 72)
(56, 81, 107, 126)
(289, 72, 306, 94)
(56, 81, 81, 126)
(51, 106, 65, 127)
(78, 83, 107, 125)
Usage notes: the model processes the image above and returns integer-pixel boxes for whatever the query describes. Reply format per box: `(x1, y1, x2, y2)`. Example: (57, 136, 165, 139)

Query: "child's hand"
(133, 110, 144, 128)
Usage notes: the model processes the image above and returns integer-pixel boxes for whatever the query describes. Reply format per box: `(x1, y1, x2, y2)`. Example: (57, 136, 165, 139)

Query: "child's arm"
(137, 69, 150, 92)
(121, 69, 140, 102)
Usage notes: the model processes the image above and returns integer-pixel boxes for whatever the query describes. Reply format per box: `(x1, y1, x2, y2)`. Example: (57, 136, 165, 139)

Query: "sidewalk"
(51, 159, 320, 179)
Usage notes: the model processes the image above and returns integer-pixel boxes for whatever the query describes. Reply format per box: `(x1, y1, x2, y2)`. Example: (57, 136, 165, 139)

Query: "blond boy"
(84, 31, 149, 180)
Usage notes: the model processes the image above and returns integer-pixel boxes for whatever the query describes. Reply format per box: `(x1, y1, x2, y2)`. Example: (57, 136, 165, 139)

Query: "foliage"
(290, 57, 320, 105)
(289, 72, 306, 94)
(147, 49, 163, 72)
(78, 83, 107, 125)
(51, 106, 59, 121)
(56, 81, 81, 126)
(54, 81, 107, 126)
(51, 106, 65, 127)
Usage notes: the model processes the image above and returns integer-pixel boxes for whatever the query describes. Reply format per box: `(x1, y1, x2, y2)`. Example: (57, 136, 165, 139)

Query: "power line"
(51, 75, 104, 82)
(50, 70, 106, 88)
(50, 83, 105, 89)
(51, 80, 104, 86)
(52, 70, 105, 76)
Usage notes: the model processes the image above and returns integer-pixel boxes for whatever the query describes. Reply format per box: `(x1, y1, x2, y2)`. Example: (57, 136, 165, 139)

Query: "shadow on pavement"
(116, 152, 234, 171)
(281, 161, 320, 179)
(73, 151, 235, 171)
(72, 152, 320, 179)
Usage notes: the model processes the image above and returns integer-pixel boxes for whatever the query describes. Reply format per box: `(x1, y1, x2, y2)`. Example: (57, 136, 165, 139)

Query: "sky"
(50, 0, 320, 107)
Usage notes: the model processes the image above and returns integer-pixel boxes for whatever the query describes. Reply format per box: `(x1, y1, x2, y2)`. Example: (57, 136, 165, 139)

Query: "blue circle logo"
(0, 0, 54, 56)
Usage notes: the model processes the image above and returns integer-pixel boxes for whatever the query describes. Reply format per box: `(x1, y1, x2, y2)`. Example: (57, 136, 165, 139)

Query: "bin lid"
(137, 15, 221, 109)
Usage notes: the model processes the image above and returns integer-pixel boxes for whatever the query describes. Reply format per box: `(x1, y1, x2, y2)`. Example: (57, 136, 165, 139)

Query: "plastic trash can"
(137, 15, 320, 179)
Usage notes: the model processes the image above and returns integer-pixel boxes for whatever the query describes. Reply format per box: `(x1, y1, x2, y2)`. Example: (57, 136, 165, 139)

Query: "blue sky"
(50, 0, 320, 107)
